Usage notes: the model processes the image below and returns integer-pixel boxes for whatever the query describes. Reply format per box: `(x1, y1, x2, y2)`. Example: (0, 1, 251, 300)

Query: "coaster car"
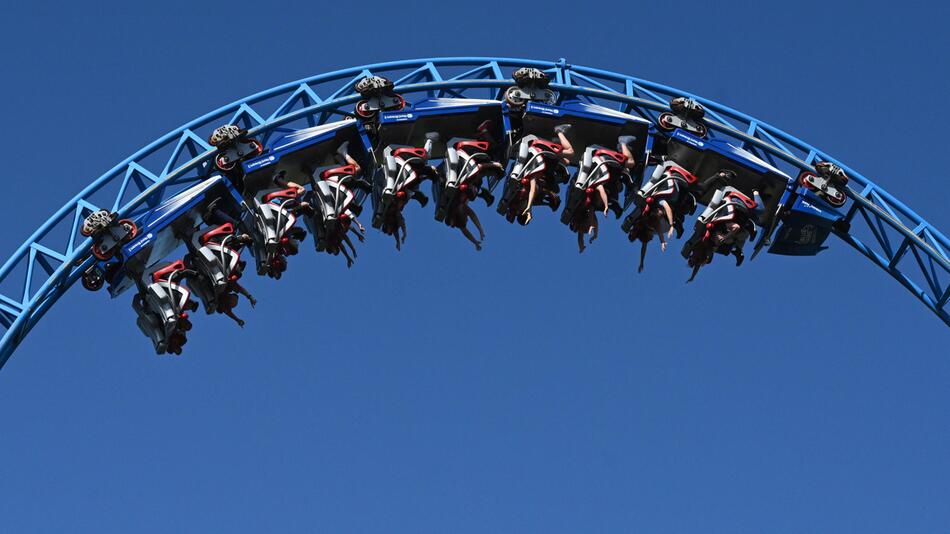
(247, 187, 307, 279)
(132, 260, 198, 355)
(763, 188, 848, 256)
(240, 120, 374, 196)
(663, 128, 793, 230)
(82, 176, 245, 296)
(370, 98, 506, 244)
(518, 100, 652, 169)
(425, 99, 509, 223)
(497, 100, 652, 226)
(681, 187, 763, 282)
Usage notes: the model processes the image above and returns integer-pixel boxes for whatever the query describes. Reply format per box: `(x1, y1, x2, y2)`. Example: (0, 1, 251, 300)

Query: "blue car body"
(665, 128, 793, 227)
(768, 190, 845, 256)
(519, 99, 654, 181)
(105, 176, 243, 297)
(241, 120, 374, 194)
(376, 98, 511, 160)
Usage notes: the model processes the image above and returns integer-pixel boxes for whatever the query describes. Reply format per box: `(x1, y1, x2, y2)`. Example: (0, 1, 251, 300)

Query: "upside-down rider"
(376, 133, 439, 250)
(569, 135, 640, 253)
(437, 119, 500, 250)
(183, 218, 257, 328)
(683, 185, 764, 282)
(506, 124, 575, 225)
(445, 185, 487, 250)
(310, 144, 369, 267)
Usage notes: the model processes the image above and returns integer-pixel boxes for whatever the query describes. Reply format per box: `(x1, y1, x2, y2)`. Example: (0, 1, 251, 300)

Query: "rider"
(630, 197, 675, 273)
(436, 120, 501, 250)
(375, 133, 439, 249)
(308, 145, 369, 267)
(685, 186, 764, 282)
(338, 212, 366, 267)
(446, 191, 487, 251)
(572, 185, 609, 254)
(569, 135, 640, 253)
(333, 153, 369, 267)
(183, 222, 257, 328)
(517, 124, 575, 224)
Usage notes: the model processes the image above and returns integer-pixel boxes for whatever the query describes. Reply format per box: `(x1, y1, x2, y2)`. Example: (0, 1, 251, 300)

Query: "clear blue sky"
(1, 1, 949, 532)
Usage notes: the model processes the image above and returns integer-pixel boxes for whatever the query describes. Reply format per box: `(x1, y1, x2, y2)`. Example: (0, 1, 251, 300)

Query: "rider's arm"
(620, 144, 637, 171)
(597, 184, 609, 215)
(273, 172, 306, 196)
(661, 200, 674, 225)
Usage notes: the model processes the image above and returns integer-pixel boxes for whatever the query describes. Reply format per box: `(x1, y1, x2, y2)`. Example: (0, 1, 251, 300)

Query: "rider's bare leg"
(342, 232, 358, 258)
(639, 241, 648, 273)
(224, 308, 245, 327)
(522, 178, 538, 217)
(274, 174, 306, 197)
(460, 225, 482, 251)
(465, 204, 485, 240)
(621, 143, 637, 171)
(340, 244, 354, 268)
(687, 263, 702, 283)
(232, 282, 256, 307)
(556, 132, 575, 159)
(597, 184, 609, 216)
(344, 153, 361, 175)
(220, 295, 245, 327)
(349, 220, 366, 242)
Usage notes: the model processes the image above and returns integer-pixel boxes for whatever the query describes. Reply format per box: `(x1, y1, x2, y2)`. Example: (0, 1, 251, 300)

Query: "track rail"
(0, 57, 946, 369)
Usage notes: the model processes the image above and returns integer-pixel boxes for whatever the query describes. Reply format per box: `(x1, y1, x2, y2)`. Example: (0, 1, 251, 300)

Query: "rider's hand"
(661, 242, 668, 252)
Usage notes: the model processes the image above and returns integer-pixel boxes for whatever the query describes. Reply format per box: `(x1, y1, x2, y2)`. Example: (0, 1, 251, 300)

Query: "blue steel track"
(0, 58, 946, 369)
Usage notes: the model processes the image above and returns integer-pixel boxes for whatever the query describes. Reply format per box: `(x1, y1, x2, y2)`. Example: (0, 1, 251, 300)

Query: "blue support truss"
(0, 57, 947, 369)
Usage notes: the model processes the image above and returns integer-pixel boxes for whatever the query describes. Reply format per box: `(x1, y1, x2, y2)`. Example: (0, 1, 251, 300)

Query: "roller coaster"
(0, 58, 947, 364)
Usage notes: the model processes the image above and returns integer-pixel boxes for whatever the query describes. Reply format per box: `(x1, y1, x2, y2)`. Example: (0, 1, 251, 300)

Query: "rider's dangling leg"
(554, 124, 575, 159)
(466, 204, 485, 243)
(232, 279, 256, 307)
